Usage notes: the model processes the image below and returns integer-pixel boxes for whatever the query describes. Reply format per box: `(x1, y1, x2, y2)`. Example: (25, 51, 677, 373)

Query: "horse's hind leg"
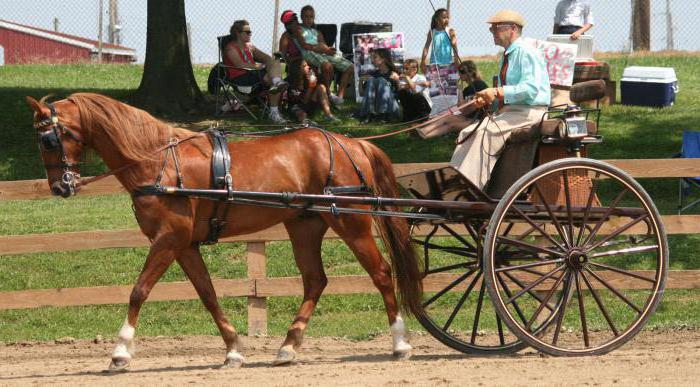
(273, 215, 329, 366)
(109, 239, 177, 371)
(177, 245, 244, 368)
(325, 214, 412, 358)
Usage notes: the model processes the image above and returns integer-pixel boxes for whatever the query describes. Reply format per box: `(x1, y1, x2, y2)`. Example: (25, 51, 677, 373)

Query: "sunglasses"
(489, 24, 513, 32)
(241, 30, 252, 35)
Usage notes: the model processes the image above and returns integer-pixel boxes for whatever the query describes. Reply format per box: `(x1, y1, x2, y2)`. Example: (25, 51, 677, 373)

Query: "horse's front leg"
(108, 238, 177, 371)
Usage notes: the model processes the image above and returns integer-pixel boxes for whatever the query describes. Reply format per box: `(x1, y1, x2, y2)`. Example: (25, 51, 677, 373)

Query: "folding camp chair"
(207, 35, 269, 119)
(677, 130, 700, 214)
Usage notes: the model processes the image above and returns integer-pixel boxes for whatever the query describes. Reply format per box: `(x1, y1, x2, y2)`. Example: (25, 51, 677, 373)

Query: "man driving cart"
(450, 10, 551, 189)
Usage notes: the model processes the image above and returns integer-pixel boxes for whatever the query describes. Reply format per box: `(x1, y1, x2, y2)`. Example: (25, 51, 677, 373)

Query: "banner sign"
(351, 32, 405, 102)
(523, 38, 578, 87)
(426, 63, 459, 115)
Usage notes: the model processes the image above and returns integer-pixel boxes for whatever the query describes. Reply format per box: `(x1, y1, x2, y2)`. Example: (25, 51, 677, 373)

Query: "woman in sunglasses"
(224, 19, 287, 123)
(457, 60, 488, 119)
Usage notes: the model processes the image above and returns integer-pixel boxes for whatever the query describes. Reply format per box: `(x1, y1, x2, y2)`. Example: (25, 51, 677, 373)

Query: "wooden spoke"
(580, 270, 620, 337)
(584, 214, 651, 253)
(496, 314, 506, 345)
(418, 241, 478, 258)
(552, 271, 574, 346)
(533, 184, 572, 249)
(502, 271, 557, 312)
(426, 261, 478, 275)
(442, 271, 481, 332)
(562, 170, 575, 247)
(496, 236, 564, 257)
(495, 258, 565, 274)
(589, 244, 659, 260)
(505, 265, 565, 305)
(497, 272, 529, 324)
(576, 171, 601, 246)
(588, 261, 657, 283)
(422, 268, 477, 308)
(526, 270, 568, 330)
(470, 279, 487, 344)
(440, 224, 477, 251)
(584, 267, 642, 314)
(582, 189, 628, 247)
(574, 272, 590, 348)
(510, 205, 567, 252)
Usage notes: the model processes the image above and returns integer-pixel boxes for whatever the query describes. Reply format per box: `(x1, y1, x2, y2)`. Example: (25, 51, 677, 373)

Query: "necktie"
(499, 53, 509, 86)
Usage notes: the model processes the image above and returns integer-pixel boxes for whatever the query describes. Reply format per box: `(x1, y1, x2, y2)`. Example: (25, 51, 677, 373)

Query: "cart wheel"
(483, 158, 668, 356)
(411, 220, 533, 354)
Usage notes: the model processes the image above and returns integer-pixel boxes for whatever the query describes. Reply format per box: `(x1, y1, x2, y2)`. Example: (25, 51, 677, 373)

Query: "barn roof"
(0, 19, 136, 57)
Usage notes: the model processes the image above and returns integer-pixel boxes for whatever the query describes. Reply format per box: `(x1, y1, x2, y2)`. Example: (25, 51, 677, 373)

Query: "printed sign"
(426, 63, 459, 115)
(524, 38, 578, 87)
(351, 32, 405, 102)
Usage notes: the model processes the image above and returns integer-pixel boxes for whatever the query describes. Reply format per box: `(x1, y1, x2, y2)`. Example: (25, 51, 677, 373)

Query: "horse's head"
(26, 96, 86, 198)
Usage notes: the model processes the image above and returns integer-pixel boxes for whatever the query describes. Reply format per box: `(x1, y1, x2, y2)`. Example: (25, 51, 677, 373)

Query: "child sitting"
(397, 59, 432, 122)
(287, 59, 340, 124)
(356, 49, 400, 123)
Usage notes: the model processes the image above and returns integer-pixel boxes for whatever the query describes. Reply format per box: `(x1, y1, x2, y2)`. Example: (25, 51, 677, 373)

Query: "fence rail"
(1, 160, 700, 334)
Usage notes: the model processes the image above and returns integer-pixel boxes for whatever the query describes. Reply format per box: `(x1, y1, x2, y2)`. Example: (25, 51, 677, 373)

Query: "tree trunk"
(132, 0, 203, 115)
(633, 0, 651, 51)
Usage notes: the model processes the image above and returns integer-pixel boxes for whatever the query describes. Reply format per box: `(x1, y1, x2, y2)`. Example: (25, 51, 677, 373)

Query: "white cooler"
(621, 66, 678, 107)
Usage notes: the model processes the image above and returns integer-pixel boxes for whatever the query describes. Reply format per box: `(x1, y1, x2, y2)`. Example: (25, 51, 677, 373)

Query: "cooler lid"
(621, 66, 677, 83)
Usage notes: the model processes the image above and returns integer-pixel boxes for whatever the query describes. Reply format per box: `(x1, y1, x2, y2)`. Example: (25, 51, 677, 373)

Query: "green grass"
(1, 54, 700, 343)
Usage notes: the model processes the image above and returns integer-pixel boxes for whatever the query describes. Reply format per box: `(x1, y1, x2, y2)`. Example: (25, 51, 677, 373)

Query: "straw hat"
(486, 10, 525, 27)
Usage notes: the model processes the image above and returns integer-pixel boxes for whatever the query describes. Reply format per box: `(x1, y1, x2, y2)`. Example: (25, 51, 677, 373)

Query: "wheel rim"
(484, 159, 668, 355)
(412, 220, 533, 354)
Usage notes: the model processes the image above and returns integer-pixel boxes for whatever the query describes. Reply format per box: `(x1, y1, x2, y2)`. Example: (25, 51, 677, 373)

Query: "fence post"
(246, 241, 267, 335)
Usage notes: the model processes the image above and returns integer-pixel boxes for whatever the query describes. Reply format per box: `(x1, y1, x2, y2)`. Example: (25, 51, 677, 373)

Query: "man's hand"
(474, 87, 499, 107)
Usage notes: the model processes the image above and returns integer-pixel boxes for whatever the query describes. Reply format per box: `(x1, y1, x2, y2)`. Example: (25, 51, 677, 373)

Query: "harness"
(138, 126, 372, 244)
(33, 103, 86, 195)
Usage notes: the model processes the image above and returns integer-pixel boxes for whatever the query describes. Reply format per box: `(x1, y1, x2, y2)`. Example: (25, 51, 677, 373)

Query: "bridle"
(33, 103, 85, 196)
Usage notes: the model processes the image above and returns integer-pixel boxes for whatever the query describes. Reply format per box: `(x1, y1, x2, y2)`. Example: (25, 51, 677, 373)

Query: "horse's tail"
(358, 140, 424, 318)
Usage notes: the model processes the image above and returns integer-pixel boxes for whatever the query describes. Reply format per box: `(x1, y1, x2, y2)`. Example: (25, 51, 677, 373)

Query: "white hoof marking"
(272, 345, 296, 366)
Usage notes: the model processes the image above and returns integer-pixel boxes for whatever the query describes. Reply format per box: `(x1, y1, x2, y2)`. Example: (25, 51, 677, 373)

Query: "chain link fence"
(2, 0, 698, 64)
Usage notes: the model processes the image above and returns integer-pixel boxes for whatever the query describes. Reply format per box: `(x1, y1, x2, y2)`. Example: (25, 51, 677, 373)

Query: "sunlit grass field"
(1, 53, 699, 343)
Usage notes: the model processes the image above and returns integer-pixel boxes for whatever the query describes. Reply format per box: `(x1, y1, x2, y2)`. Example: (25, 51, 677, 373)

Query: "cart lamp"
(561, 105, 588, 139)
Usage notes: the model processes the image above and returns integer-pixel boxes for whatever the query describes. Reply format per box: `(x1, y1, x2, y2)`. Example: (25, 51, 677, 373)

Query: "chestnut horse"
(26, 93, 423, 370)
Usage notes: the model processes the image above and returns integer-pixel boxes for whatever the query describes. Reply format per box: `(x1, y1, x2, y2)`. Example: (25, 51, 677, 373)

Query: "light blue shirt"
(430, 28, 453, 65)
(499, 37, 551, 106)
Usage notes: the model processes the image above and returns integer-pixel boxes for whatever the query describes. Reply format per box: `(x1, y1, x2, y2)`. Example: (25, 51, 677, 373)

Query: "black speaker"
(315, 24, 338, 48)
(339, 22, 392, 56)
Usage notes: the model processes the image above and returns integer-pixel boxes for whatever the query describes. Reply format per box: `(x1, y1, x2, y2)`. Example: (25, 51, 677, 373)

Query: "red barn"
(0, 19, 136, 64)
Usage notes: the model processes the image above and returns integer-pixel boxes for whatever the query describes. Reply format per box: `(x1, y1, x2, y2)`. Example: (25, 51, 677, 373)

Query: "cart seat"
(486, 80, 607, 198)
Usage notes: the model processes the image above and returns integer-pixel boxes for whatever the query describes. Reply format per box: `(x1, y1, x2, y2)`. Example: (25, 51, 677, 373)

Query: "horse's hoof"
(221, 358, 244, 369)
(107, 357, 131, 372)
(272, 345, 296, 366)
(392, 350, 412, 360)
(221, 351, 245, 369)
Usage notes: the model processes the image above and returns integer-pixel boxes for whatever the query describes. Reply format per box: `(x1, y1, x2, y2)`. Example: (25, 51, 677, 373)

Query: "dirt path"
(1, 330, 698, 386)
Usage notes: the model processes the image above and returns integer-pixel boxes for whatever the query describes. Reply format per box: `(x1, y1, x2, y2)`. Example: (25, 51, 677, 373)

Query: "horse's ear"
(25, 96, 43, 113)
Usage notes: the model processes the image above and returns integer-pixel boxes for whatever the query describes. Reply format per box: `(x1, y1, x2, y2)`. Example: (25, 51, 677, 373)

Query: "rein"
(79, 131, 208, 187)
(356, 99, 479, 140)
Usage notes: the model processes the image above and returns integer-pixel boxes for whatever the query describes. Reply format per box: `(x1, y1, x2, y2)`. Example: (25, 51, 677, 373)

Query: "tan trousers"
(450, 105, 548, 189)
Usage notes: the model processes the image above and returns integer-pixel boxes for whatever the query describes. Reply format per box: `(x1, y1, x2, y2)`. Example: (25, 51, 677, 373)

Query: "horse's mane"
(66, 93, 194, 163)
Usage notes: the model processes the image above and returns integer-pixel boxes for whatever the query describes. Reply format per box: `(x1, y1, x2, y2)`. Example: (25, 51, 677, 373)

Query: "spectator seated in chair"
(397, 59, 432, 123)
(356, 48, 401, 123)
(224, 19, 287, 123)
(286, 59, 340, 124)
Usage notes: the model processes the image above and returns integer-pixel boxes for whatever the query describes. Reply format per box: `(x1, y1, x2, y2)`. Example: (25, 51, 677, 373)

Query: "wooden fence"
(1, 160, 700, 334)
